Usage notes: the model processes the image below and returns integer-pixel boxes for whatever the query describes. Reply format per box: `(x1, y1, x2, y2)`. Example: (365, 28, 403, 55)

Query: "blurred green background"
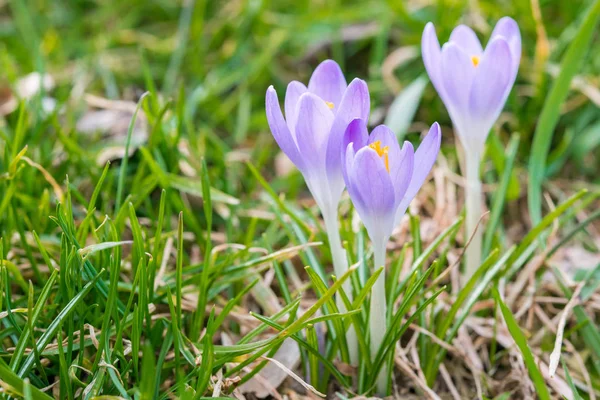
(2, 0, 599, 191)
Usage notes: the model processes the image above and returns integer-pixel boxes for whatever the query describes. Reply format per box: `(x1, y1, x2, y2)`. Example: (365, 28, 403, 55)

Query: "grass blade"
(528, 0, 600, 225)
(18, 270, 106, 377)
(483, 133, 520, 256)
(493, 288, 550, 400)
(0, 359, 53, 400)
(115, 92, 150, 212)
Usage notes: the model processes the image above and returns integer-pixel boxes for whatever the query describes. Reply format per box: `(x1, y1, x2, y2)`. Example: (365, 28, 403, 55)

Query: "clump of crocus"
(421, 17, 521, 281)
(265, 60, 369, 363)
(342, 120, 441, 393)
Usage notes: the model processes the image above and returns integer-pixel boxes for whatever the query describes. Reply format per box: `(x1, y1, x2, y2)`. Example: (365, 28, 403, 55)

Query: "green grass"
(1, 0, 600, 398)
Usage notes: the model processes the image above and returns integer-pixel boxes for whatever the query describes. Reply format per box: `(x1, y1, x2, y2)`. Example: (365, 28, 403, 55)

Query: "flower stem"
(371, 240, 388, 395)
(464, 152, 483, 283)
(323, 210, 358, 366)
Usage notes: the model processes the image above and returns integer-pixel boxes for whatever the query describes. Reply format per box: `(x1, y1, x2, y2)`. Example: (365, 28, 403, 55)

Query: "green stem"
(323, 209, 358, 366)
(371, 240, 388, 395)
(464, 152, 483, 283)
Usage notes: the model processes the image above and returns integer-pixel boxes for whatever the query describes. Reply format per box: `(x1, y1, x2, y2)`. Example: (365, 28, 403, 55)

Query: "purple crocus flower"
(421, 17, 521, 156)
(342, 120, 441, 391)
(342, 121, 442, 246)
(265, 60, 370, 215)
(266, 60, 370, 364)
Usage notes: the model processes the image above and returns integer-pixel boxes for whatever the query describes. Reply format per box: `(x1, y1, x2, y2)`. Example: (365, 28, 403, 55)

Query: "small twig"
(439, 363, 461, 400)
(549, 281, 584, 377)
(408, 323, 457, 354)
(395, 359, 441, 400)
(262, 355, 325, 398)
(410, 341, 426, 383)
(21, 156, 64, 201)
(430, 211, 489, 288)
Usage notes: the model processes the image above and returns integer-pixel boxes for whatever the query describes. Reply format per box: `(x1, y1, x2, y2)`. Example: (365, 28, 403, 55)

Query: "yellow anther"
(471, 55, 480, 67)
(368, 140, 390, 173)
(325, 101, 335, 109)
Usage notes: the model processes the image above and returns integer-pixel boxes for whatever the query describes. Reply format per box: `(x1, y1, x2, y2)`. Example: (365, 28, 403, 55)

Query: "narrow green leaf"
(483, 133, 520, 256)
(508, 189, 587, 267)
(9, 270, 59, 370)
(493, 288, 550, 400)
(0, 359, 53, 400)
(426, 247, 515, 384)
(18, 270, 105, 377)
(140, 341, 157, 399)
(115, 92, 151, 212)
(306, 324, 319, 390)
(528, 0, 600, 225)
(562, 360, 584, 400)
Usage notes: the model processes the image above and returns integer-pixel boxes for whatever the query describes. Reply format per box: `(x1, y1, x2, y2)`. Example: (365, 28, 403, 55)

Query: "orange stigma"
(325, 101, 335, 109)
(471, 56, 480, 67)
(368, 140, 390, 173)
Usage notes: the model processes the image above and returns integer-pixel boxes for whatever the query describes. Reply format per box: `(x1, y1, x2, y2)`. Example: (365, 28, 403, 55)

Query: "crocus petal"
(395, 122, 441, 225)
(449, 25, 483, 56)
(307, 60, 347, 106)
(325, 78, 370, 199)
(468, 38, 512, 141)
(294, 92, 335, 172)
(351, 147, 396, 241)
(410, 122, 442, 196)
(344, 142, 357, 182)
(284, 81, 307, 136)
(490, 17, 521, 75)
(441, 42, 475, 112)
(351, 147, 395, 214)
(343, 142, 365, 215)
(343, 118, 369, 152)
(342, 119, 369, 183)
(392, 141, 414, 207)
(266, 86, 304, 171)
(421, 22, 445, 98)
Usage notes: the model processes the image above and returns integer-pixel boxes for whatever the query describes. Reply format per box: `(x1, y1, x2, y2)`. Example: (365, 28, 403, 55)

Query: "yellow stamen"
(368, 140, 390, 173)
(471, 55, 480, 67)
(325, 101, 335, 109)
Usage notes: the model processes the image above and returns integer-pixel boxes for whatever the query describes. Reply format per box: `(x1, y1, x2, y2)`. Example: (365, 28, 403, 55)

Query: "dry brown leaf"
(76, 97, 148, 165)
(547, 245, 600, 280)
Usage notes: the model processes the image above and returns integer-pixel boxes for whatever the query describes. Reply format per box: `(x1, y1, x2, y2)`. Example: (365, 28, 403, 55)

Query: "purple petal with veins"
(294, 93, 335, 173)
(449, 25, 483, 56)
(284, 81, 307, 136)
(266, 86, 305, 171)
(308, 60, 347, 106)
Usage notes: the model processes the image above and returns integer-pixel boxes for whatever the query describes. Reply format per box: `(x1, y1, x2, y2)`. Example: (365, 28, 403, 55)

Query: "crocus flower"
(422, 18, 521, 281)
(265, 60, 370, 216)
(421, 17, 521, 156)
(342, 121, 442, 246)
(342, 120, 441, 394)
(266, 60, 370, 365)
